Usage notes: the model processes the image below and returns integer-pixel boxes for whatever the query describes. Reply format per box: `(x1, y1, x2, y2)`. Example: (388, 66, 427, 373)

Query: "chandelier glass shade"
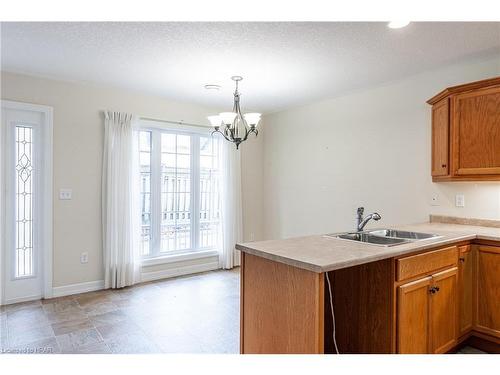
(208, 76, 261, 149)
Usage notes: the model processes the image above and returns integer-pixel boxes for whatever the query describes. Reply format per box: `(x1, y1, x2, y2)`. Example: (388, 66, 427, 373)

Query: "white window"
(138, 127, 222, 258)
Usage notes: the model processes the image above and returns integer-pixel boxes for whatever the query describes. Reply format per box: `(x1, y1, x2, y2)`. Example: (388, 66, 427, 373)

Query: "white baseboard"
(2, 294, 42, 305)
(3, 259, 221, 304)
(141, 261, 220, 283)
(52, 280, 105, 298)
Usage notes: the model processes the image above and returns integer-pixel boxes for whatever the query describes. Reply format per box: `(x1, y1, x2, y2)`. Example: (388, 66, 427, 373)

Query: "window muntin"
(160, 133, 191, 253)
(139, 131, 152, 256)
(199, 136, 221, 249)
(140, 128, 221, 258)
(15, 126, 34, 277)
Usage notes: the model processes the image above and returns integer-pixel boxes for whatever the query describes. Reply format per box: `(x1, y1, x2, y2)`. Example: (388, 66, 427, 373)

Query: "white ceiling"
(1, 22, 500, 113)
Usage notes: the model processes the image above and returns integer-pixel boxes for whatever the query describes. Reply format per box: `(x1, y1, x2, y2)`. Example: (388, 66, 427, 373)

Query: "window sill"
(141, 249, 219, 267)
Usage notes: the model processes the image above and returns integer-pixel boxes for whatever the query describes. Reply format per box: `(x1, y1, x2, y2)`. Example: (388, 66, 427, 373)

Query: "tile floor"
(0, 268, 239, 354)
(0, 267, 486, 354)
(456, 346, 486, 354)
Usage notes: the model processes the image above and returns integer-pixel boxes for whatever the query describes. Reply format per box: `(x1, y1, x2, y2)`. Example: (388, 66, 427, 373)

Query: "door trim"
(0, 100, 53, 305)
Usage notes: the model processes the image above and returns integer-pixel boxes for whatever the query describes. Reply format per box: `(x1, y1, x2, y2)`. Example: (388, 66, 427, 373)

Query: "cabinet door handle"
(441, 164, 447, 168)
(429, 286, 440, 294)
(459, 257, 465, 263)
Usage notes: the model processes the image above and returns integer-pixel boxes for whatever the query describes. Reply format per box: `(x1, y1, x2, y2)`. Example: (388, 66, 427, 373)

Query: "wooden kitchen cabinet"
(397, 276, 431, 353)
(240, 240, 499, 354)
(429, 267, 458, 353)
(452, 87, 500, 176)
(396, 244, 459, 354)
(397, 267, 458, 353)
(475, 245, 500, 338)
(427, 76, 500, 181)
(458, 245, 473, 337)
(431, 98, 450, 177)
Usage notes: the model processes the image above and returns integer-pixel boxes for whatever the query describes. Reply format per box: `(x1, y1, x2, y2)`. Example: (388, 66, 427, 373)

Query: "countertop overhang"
(235, 222, 500, 273)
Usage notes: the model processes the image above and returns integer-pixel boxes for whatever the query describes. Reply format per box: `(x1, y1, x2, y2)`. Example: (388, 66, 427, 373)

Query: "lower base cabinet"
(337, 243, 498, 354)
(397, 267, 458, 353)
(240, 242, 500, 354)
(397, 243, 500, 354)
(429, 268, 458, 353)
(458, 245, 473, 336)
(397, 276, 431, 353)
(475, 246, 500, 338)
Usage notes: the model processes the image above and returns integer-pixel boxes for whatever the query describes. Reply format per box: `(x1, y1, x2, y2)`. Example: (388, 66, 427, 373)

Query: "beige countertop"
(235, 222, 500, 273)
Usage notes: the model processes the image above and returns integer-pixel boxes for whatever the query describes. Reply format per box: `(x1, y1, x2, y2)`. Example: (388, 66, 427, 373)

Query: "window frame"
(139, 120, 220, 259)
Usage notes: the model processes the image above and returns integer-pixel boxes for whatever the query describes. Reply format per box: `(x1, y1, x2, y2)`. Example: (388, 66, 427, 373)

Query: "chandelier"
(207, 76, 261, 149)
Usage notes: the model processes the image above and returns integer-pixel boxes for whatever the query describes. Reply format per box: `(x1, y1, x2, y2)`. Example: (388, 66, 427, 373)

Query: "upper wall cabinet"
(431, 98, 450, 177)
(427, 77, 500, 182)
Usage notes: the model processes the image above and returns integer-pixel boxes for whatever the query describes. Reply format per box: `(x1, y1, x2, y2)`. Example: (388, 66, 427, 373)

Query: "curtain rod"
(140, 116, 210, 129)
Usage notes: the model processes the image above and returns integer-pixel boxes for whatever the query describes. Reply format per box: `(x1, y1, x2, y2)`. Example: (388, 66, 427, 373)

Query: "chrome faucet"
(356, 207, 381, 232)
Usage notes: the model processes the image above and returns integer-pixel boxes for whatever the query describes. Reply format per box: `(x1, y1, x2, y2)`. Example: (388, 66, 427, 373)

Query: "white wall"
(0, 71, 264, 288)
(262, 54, 500, 240)
(241, 125, 265, 242)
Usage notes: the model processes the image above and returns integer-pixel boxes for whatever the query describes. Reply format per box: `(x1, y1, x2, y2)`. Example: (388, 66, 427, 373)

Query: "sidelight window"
(14, 126, 34, 277)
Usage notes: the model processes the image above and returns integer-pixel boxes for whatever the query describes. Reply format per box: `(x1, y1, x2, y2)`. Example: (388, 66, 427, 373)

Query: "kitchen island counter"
(238, 220, 500, 354)
(236, 222, 500, 273)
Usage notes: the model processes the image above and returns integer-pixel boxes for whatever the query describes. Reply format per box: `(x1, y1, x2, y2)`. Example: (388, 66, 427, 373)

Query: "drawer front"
(397, 246, 458, 281)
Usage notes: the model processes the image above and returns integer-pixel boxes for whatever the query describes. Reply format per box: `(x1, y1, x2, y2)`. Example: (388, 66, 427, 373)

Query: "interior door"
(429, 267, 458, 353)
(397, 276, 431, 353)
(1, 102, 51, 304)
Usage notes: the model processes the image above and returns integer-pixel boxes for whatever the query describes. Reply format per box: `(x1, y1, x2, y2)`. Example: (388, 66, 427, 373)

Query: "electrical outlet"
(430, 195, 440, 206)
(80, 252, 88, 264)
(59, 189, 72, 200)
(455, 194, 465, 207)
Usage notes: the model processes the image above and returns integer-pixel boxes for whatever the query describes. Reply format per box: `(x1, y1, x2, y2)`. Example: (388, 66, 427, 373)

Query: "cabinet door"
(475, 246, 500, 338)
(431, 98, 450, 177)
(397, 276, 431, 353)
(452, 86, 500, 176)
(429, 267, 458, 353)
(458, 246, 473, 336)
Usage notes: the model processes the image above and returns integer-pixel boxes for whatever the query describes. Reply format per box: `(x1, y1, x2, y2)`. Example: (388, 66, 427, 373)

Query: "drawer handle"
(459, 257, 465, 263)
(441, 164, 447, 168)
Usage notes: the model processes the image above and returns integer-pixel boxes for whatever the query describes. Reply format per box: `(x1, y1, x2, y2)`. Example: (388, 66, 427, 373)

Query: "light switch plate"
(455, 194, 465, 207)
(59, 189, 72, 200)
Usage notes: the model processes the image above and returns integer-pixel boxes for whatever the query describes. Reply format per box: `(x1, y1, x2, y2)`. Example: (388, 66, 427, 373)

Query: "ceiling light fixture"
(204, 84, 221, 90)
(387, 21, 410, 29)
(208, 76, 261, 149)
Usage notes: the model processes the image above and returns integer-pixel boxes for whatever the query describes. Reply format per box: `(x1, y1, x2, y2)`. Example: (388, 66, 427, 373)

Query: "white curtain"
(102, 111, 141, 288)
(219, 142, 243, 269)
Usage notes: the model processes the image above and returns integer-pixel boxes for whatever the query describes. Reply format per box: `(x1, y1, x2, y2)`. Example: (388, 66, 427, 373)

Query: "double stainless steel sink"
(327, 229, 441, 247)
